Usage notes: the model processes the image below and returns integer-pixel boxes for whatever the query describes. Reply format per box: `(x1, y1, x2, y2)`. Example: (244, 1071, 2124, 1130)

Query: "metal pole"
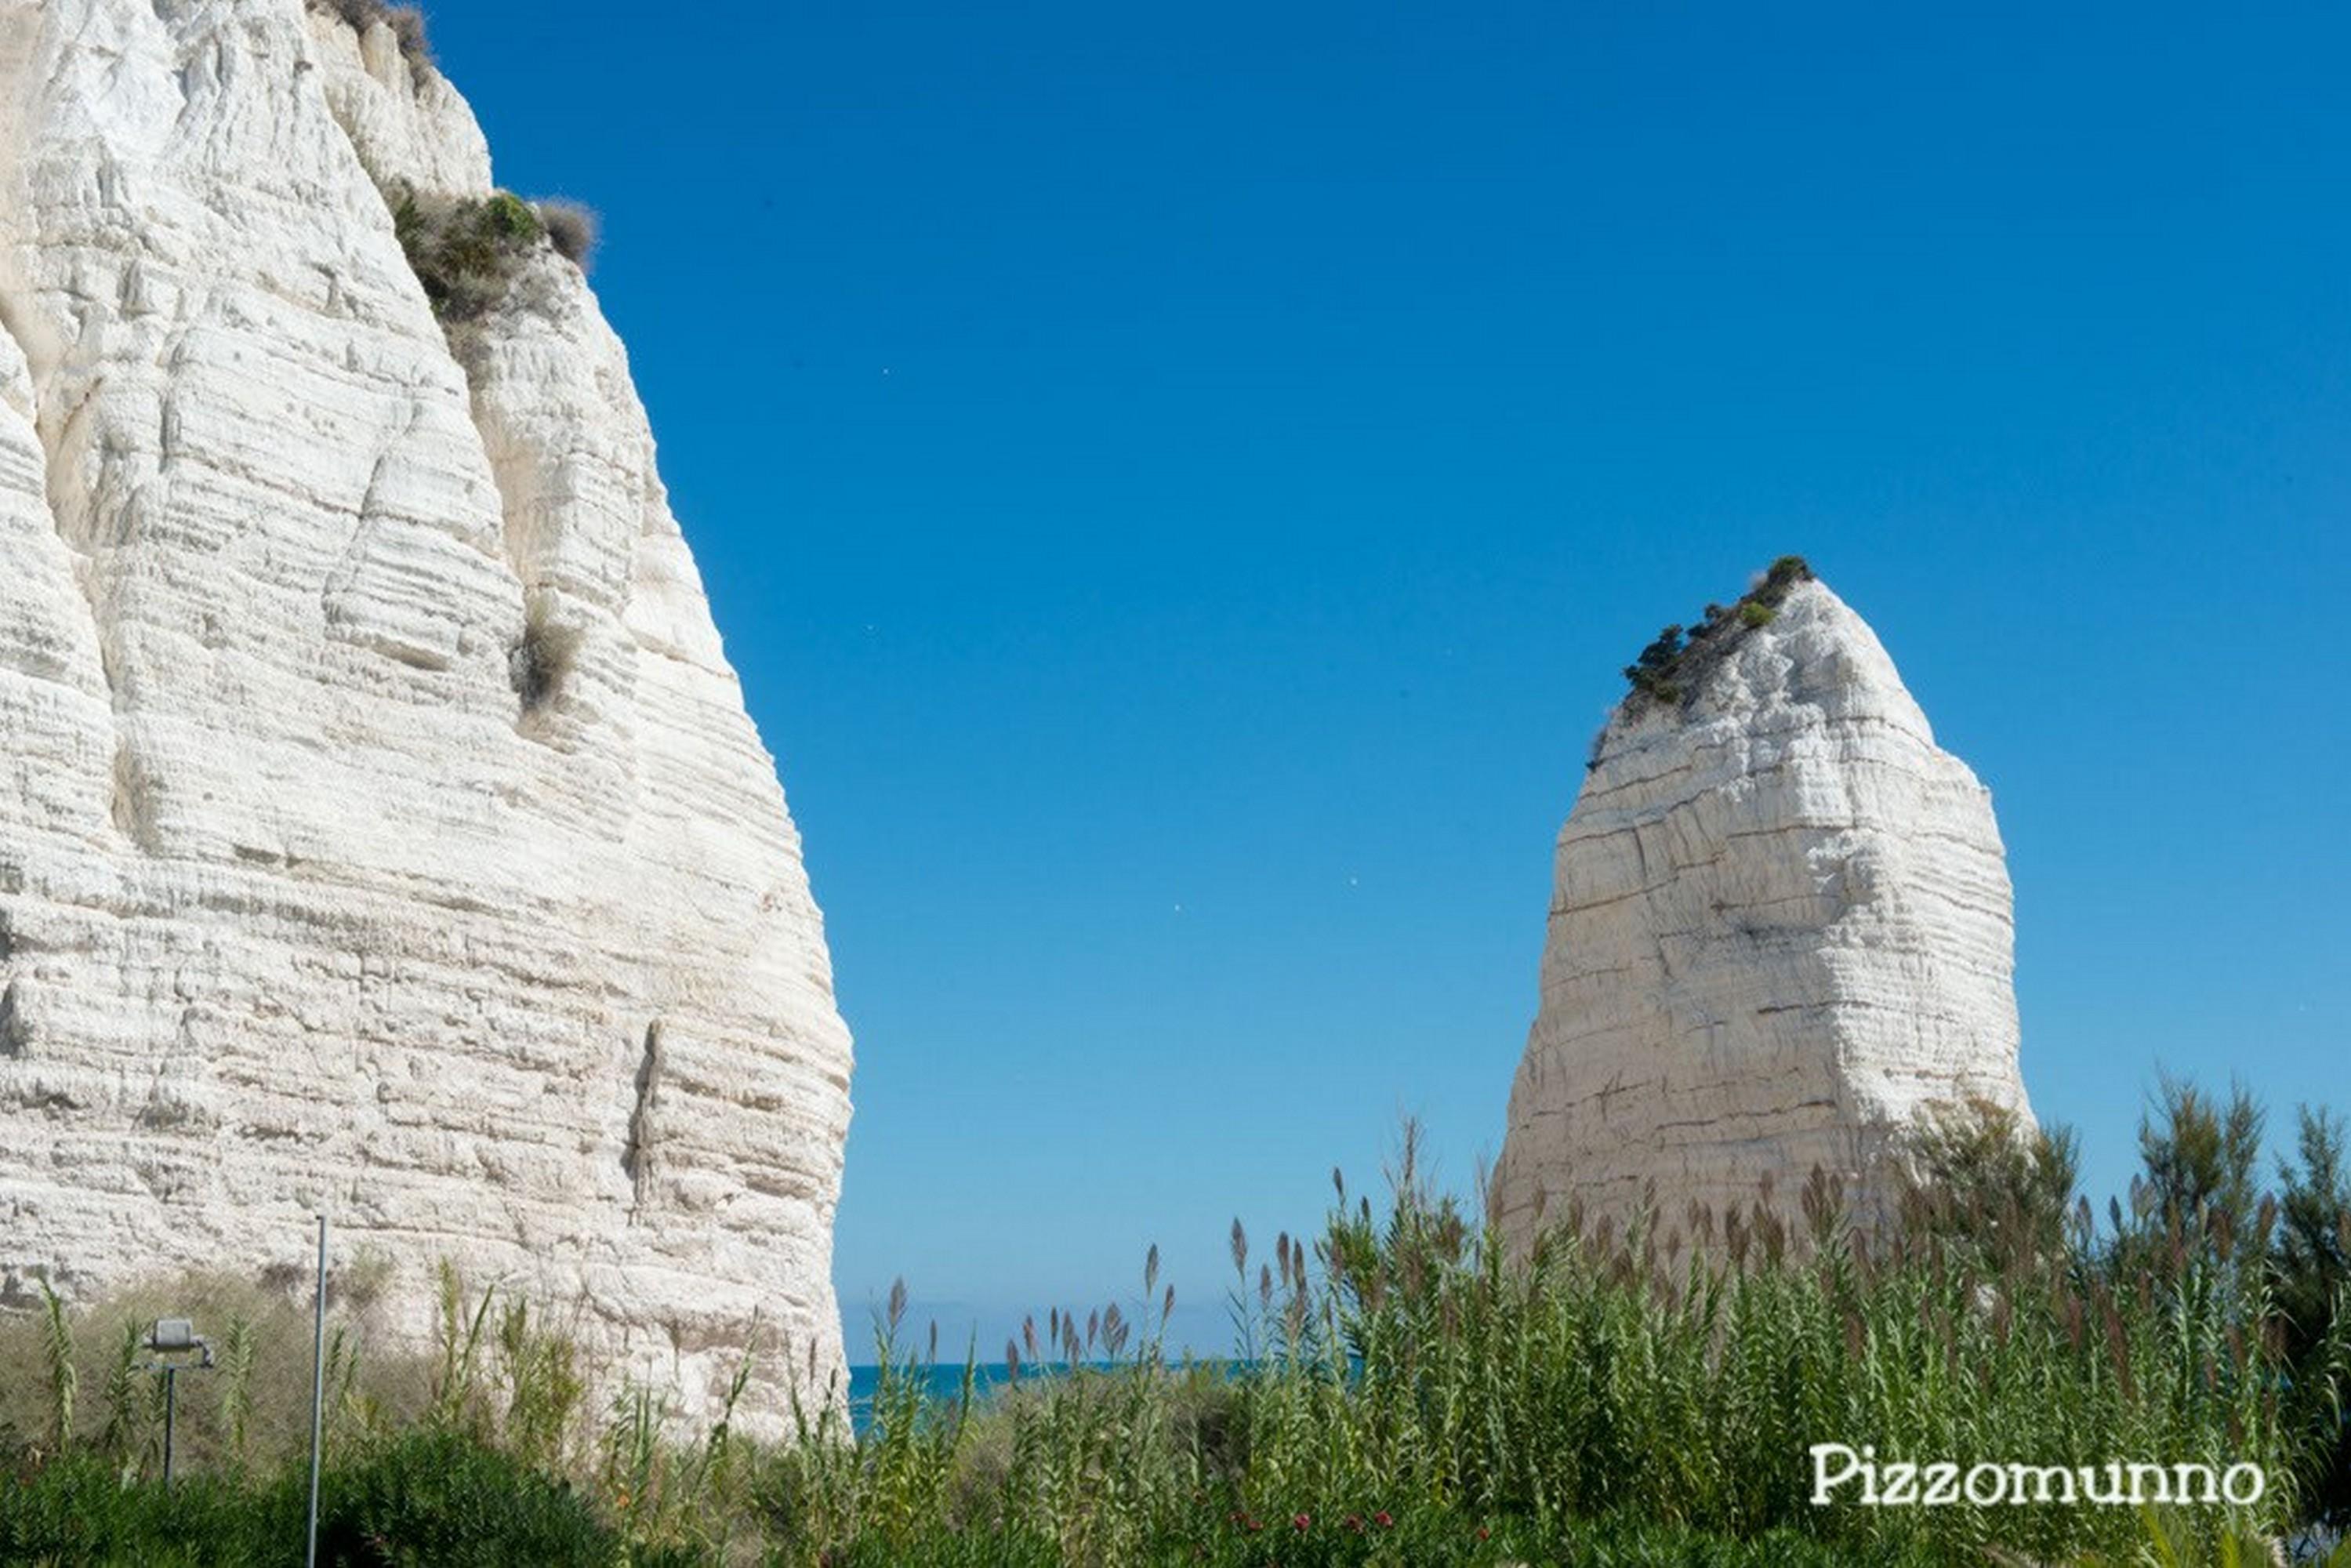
(161, 1365, 176, 1489)
(306, 1213, 327, 1568)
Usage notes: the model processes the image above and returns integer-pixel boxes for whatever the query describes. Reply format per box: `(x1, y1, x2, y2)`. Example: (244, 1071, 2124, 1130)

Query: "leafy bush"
(308, 1428, 616, 1566)
(2136, 1072, 2266, 1243)
(0, 1454, 272, 1566)
(387, 190, 607, 344)
(1895, 1095, 2081, 1268)
(391, 188, 546, 324)
(1624, 622, 1687, 706)
(0, 1435, 615, 1567)
(1619, 554, 1815, 716)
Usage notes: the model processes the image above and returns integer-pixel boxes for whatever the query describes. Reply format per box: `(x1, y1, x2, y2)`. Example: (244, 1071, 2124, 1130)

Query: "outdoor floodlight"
(142, 1314, 213, 1487)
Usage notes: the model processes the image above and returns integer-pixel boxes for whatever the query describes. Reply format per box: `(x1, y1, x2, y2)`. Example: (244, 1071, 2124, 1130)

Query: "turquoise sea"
(843, 1362, 1090, 1433)
(842, 1361, 1246, 1435)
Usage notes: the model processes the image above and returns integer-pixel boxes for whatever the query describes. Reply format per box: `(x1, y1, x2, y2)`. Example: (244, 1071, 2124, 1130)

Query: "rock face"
(0, 0, 851, 1426)
(1493, 575, 2031, 1248)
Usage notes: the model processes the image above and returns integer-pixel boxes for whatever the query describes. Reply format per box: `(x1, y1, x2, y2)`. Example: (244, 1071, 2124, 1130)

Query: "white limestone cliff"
(0, 0, 852, 1428)
(1492, 575, 2032, 1249)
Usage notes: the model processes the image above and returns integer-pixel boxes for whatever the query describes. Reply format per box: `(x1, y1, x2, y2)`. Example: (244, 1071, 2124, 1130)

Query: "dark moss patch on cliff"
(510, 597, 583, 715)
(1620, 554, 1814, 714)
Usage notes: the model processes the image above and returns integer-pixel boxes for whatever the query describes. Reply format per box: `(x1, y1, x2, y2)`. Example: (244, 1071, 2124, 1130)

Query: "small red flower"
(1476, 1526, 1491, 1541)
(1292, 1512, 1311, 1532)
(1344, 1513, 1365, 1534)
(1373, 1510, 1395, 1529)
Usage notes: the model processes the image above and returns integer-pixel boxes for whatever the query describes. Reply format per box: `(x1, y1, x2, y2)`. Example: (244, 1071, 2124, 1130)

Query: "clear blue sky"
(430, 2, 2349, 1358)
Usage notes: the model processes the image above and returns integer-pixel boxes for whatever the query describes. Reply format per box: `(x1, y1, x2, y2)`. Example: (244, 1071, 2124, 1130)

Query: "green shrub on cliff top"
(1620, 554, 1814, 714)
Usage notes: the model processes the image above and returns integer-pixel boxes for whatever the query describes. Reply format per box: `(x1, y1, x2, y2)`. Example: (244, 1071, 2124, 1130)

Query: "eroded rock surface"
(1493, 577, 2031, 1247)
(0, 0, 851, 1428)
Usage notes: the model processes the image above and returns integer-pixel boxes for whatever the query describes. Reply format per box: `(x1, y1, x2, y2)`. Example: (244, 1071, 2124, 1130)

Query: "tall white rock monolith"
(0, 0, 851, 1429)
(1493, 568, 2032, 1248)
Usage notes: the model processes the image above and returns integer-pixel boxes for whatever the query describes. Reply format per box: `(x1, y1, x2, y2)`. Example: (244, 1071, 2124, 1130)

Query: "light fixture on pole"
(140, 1317, 214, 1488)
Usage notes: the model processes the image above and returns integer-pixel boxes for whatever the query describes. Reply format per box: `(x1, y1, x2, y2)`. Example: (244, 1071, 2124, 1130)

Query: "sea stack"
(1492, 561, 2032, 1248)
(0, 0, 851, 1427)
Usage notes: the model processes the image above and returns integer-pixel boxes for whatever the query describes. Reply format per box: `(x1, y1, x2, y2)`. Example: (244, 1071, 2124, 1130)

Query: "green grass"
(4, 1092, 2346, 1565)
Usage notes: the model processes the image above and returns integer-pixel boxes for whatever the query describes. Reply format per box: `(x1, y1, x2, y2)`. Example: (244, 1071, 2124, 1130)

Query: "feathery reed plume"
(1102, 1303, 1128, 1358)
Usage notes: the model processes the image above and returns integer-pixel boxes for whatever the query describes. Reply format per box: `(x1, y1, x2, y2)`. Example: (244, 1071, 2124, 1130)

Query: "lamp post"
(140, 1317, 213, 1489)
(307, 1213, 327, 1568)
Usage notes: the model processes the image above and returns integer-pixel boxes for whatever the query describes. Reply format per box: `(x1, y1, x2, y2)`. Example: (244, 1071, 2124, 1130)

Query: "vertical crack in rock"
(623, 1020, 662, 1213)
(1493, 575, 2034, 1252)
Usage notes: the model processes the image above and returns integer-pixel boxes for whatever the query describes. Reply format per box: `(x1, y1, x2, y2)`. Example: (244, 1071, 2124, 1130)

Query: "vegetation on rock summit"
(1621, 554, 1816, 713)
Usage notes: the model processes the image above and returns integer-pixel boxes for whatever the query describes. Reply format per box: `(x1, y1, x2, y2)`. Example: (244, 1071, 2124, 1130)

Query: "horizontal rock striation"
(1493, 575, 2032, 1249)
(0, 0, 851, 1428)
